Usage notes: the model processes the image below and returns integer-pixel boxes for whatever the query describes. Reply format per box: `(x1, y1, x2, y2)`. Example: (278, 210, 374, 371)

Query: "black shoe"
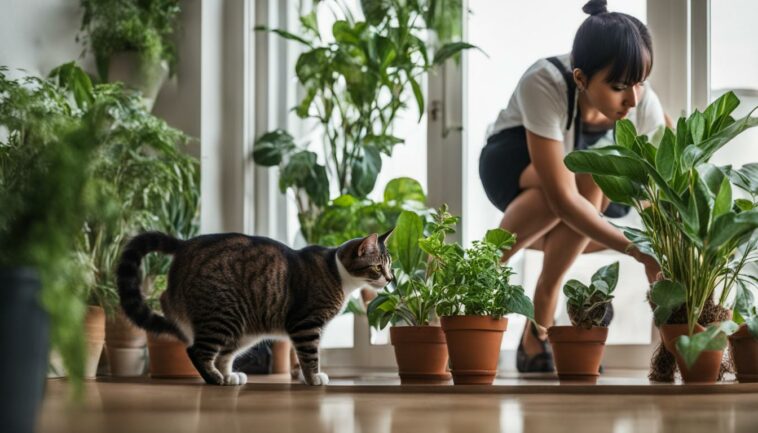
(516, 322, 555, 373)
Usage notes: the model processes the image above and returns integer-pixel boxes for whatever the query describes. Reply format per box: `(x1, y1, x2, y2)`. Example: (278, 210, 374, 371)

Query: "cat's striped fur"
(116, 230, 392, 386)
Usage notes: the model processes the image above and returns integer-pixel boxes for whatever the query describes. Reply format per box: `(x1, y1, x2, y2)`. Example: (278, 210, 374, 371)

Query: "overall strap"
(546, 56, 576, 131)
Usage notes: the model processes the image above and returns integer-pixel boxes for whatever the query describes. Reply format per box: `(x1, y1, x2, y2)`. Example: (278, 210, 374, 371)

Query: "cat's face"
(337, 229, 394, 290)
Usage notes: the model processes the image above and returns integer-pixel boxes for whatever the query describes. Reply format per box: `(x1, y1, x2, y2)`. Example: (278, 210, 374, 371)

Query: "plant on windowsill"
(78, 0, 182, 108)
(547, 262, 618, 383)
(564, 92, 758, 383)
(367, 207, 453, 384)
(414, 206, 534, 385)
(252, 0, 478, 244)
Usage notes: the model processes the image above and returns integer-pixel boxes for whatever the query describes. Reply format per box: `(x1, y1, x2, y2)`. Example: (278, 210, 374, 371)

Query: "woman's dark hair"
(571, 0, 653, 85)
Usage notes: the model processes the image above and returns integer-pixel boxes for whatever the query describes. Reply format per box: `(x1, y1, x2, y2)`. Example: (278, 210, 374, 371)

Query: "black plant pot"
(0, 268, 49, 433)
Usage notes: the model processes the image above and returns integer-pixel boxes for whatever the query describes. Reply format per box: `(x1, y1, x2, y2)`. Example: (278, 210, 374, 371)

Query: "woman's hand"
(627, 244, 662, 284)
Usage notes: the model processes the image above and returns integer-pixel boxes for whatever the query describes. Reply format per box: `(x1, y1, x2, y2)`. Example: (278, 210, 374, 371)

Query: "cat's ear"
(378, 227, 394, 245)
(357, 233, 379, 256)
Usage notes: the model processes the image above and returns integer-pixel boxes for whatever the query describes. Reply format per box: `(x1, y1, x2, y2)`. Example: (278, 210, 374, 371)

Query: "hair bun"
(582, 0, 608, 16)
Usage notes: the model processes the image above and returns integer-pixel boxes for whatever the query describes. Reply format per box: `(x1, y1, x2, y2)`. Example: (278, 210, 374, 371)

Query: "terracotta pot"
(729, 324, 758, 383)
(547, 326, 608, 382)
(660, 323, 722, 383)
(84, 306, 106, 379)
(146, 333, 200, 378)
(390, 326, 452, 384)
(440, 316, 507, 385)
(105, 310, 147, 377)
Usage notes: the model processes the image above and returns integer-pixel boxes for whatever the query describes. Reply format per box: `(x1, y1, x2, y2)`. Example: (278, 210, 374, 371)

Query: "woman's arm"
(525, 129, 631, 254)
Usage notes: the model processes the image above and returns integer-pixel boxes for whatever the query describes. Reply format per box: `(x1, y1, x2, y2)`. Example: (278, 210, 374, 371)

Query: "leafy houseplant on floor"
(368, 208, 451, 384)
(548, 262, 618, 382)
(419, 206, 534, 385)
(0, 64, 114, 430)
(564, 92, 758, 383)
(78, 0, 182, 108)
(253, 0, 477, 244)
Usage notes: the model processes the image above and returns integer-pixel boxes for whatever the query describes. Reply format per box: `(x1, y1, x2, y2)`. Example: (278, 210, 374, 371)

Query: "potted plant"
(253, 0, 477, 244)
(548, 262, 618, 382)
(78, 0, 182, 108)
(417, 206, 534, 385)
(564, 92, 758, 383)
(368, 208, 451, 384)
(142, 275, 200, 378)
(0, 64, 114, 430)
(730, 276, 758, 382)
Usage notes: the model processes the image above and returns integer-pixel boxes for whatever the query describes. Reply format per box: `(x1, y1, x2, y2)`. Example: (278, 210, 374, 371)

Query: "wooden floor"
(38, 372, 758, 433)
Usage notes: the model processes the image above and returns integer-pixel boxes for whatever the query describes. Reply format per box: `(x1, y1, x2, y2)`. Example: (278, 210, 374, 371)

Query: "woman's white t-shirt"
(488, 54, 665, 154)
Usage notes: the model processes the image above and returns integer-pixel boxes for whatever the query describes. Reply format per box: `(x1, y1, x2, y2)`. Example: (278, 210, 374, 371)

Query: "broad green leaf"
(484, 228, 516, 250)
(332, 194, 358, 207)
(388, 211, 425, 276)
(592, 280, 610, 296)
(252, 129, 296, 166)
(693, 173, 713, 238)
(299, 11, 320, 37)
(705, 91, 740, 128)
(688, 110, 705, 144)
(591, 174, 642, 205)
(295, 86, 318, 118)
(733, 284, 755, 320)
(675, 117, 688, 160)
(563, 279, 589, 301)
(383, 177, 426, 204)
(713, 176, 732, 221)
(503, 288, 534, 320)
(564, 146, 647, 182)
(360, 0, 390, 26)
(591, 261, 619, 292)
(349, 146, 382, 198)
(686, 107, 758, 167)
(707, 210, 758, 255)
(407, 72, 424, 121)
(650, 280, 686, 325)
(675, 321, 738, 369)
(656, 127, 677, 181)
(726, 163, 758, 195)
(615, 119, 637, 149)
(295, 48, 330, 83)
(332, 20, 362, 45)
(364, 134, 404, 157)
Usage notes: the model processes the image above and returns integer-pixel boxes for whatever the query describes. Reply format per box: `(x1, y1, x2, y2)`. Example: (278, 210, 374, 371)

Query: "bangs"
(604, 30, 652, 85)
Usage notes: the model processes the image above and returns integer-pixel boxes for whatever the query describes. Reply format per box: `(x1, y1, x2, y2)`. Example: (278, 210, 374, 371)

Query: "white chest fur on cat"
(336, 255, 368, 295)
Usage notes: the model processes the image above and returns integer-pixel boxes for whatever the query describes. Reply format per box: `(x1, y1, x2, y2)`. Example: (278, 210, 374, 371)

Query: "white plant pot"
(106, 346, 147, 377)
(108, 52, 169, 111)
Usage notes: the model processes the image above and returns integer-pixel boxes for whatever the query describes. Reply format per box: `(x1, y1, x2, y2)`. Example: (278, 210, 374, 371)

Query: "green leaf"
(407, 73, 424, 121)
(484, 228, 516, 250)
(675, 321, 739, 369)
(726, 163, 758, 195)
(563, 279, 589, 301)
(295, 86, 318, 118)
(432, 42, 477, 65)
(615, 119, 638, 149)
(591, 261, 619, 292)
(257, 26, 314, 47)
(707, 210, 758, 255)
(713, 176, 732, 221)
(564, 146, 647, 183)
(650, 280, 686, 325)
(252, 129, 296, 166)
(364, 134, 404, 157)
(688, 110, 706, 144)
(684, 107, 758, 168)
(388, 211, 425, 276)
(591, 174, 642, 206)
(350, 146, 382, 198)
(592, 280, 610, 296)
(299, 11, 320, 37)
(655, 127, 677, 181)
(503, 287, 534, 320)
(360, 0, 390, 26)
(383, 177, 426, 204)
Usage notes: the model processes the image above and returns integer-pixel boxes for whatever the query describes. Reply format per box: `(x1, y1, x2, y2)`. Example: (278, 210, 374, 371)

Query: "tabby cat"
(116, 230, 393, 386)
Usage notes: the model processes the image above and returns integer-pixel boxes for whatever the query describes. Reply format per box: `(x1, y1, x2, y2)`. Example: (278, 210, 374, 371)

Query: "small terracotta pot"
(105, 310, 147, 377)
(390, 326, 452, 384)
(440, 316, 507, 385)
(660, 323, 722, 383)
(146, 333, 200, 378)
(84, 306, 106, 379)
(547, 326, 608, 382)
(729, 324, 758, 383)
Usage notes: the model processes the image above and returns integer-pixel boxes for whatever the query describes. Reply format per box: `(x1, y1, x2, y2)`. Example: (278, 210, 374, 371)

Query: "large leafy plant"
(564, 92, 758, 359)
(367, 206, 451, 329)
(253, 0, 476, 242)
(0, 64, 118, 395)
(413, 207, 534, 319)
(78, 0, 182, 81)
(563, 262, 618, 329)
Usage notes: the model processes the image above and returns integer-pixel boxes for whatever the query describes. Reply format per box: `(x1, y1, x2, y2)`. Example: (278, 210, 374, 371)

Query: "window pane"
(710, 0, 758, 167)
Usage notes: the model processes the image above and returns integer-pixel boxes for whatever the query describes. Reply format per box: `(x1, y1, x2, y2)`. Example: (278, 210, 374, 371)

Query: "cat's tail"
(116, 231, 188, 343)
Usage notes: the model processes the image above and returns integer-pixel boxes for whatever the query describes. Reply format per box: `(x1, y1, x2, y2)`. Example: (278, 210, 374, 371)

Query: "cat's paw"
(223, 372, 248, 386)
(309, 372, 329, 386)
